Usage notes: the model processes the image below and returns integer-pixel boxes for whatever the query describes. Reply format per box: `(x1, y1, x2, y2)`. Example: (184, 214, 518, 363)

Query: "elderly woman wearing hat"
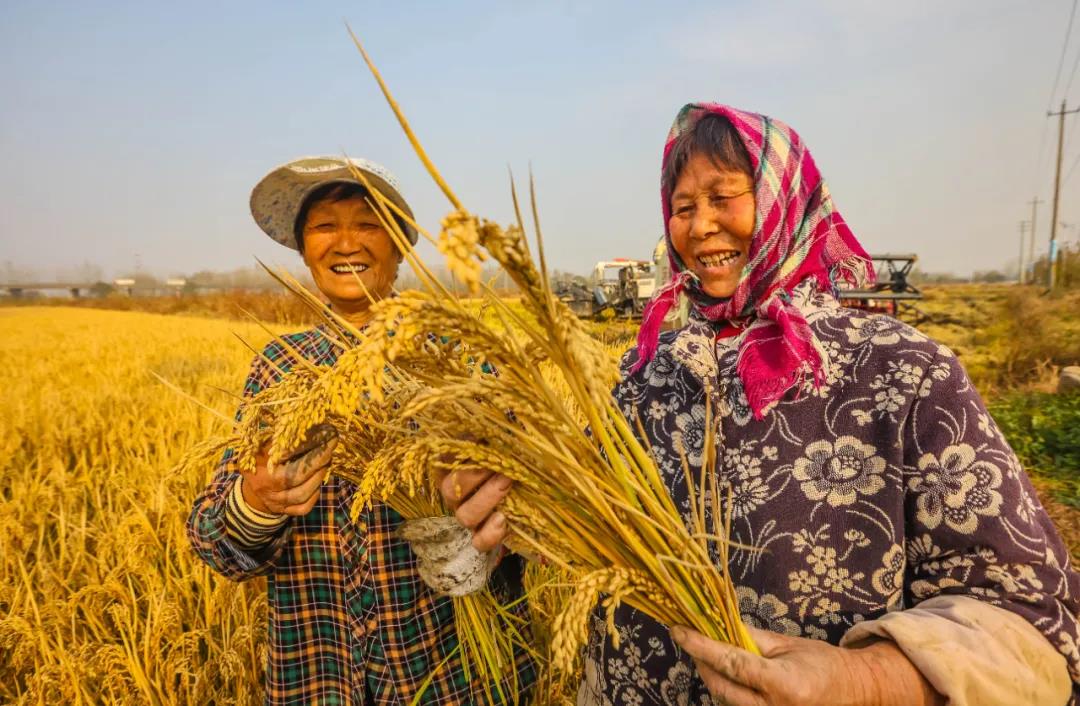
(186, 156, 534, 705)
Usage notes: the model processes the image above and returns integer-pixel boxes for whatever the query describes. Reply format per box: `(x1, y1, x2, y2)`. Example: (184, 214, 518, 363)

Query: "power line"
(1063, 55, 1080, 199)
(1066, 30, 1080, 98)
(1032, 1, 1075, 192)
(1048, 0, 1079, 109)
(1033, 121, 1053, 194)
(1067, 100, 1080, 141)
(1047, 100, 1080, 290)
(1061, 102, 1080, 184)
(1063, 144, 1080, 183)
(1035, 1, 1080, 196)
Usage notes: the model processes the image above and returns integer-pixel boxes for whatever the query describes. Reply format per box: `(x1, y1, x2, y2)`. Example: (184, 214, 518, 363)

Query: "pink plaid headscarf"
(634, 103, 874, 419)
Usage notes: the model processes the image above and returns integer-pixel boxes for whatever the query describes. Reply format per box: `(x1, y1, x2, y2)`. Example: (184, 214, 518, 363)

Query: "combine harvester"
(555, 258, 658, 320)
(557, 245, 922, 326)
(838, 253, 924, 323)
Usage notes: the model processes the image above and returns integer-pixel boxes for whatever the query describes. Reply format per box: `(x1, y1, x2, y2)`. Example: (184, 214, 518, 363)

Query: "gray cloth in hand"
(397, 516, 497, 596)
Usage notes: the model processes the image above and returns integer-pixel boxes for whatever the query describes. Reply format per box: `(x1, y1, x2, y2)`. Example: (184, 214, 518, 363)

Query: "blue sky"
(2, 1, 1077, 280)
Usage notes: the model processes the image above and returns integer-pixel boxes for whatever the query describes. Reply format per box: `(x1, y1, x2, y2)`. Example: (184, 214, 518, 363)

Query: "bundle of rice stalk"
(180, 27, 756, 703)
(268, 27, 760, 675)
(312, 180, 756, 678)
(522, 563, 582, 705)
(175, 319, 534, 706)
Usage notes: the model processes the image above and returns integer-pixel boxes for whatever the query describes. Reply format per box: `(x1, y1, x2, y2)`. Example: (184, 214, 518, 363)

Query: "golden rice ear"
(341, 24, 756, 656)
(346, 22, 463, 211)
(341, 22, 755, 661)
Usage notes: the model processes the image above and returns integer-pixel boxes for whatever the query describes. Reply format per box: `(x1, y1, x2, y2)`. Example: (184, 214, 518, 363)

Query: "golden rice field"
(0, 307, 283, 704)
(2, 293, 1077, 704)
(0, 305, 630, 704)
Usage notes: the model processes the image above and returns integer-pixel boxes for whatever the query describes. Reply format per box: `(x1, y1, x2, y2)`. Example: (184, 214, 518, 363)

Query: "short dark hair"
(661, 114, 754, 204)
(294, 182, 371, 254)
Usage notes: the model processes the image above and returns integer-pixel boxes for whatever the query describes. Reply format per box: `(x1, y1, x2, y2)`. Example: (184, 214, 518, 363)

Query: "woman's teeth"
(697, 252, 740, 267)
(330, 264, 368, 274)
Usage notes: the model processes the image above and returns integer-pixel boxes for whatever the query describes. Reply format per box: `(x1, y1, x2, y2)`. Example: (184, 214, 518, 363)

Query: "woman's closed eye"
(308, 221, 382, 234)
(711, 189, 752, 206)
(673, 191, 749, 217)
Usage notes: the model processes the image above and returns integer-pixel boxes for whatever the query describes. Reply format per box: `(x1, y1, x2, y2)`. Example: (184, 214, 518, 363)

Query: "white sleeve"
(840, 595, 1071, 706)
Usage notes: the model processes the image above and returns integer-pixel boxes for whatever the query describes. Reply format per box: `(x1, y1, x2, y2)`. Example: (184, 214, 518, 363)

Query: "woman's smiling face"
(300, 194, 400, 315)
(668, 152, 756, 299)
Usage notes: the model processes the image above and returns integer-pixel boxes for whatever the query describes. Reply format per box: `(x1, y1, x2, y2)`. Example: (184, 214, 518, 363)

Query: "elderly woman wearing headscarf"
(571, 104, 1080, 706)
(449, 105, 1080, 705)
(185, 156, 534, 705)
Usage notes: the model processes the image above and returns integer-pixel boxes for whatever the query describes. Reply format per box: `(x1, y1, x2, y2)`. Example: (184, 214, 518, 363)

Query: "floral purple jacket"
(582, 282, 1080, 705)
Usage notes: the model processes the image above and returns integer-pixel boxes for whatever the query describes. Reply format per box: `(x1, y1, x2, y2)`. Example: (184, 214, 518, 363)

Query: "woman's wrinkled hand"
(242, 425, 339, 517)
(438, 469, 512, 552)
(670, 624, 944, 706)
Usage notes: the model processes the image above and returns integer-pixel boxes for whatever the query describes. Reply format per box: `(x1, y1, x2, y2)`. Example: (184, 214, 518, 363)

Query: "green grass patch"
(990, 391, 1080, 506)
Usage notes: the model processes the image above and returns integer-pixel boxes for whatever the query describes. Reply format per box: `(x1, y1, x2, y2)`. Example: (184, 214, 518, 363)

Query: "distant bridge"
(0, 282, 99, 297)
(0, 281, 272, 298)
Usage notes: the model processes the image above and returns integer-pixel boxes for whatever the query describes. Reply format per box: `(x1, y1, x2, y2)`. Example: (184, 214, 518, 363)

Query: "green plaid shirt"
(186, 326, 536, 705)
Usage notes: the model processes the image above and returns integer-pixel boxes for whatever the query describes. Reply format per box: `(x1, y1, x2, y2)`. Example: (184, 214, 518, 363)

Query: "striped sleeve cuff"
(223, 477, 289, 551)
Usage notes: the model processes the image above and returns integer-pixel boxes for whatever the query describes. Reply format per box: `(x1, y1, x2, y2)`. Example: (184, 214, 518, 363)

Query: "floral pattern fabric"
(580, 282, 1080, 705)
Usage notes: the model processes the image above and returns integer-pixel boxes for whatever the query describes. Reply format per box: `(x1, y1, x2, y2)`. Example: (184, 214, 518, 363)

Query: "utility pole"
(1018, 221, 1028, 284)
(1047, 101, 1080, 289)
(1061, 222, 1077, 288)
(1027, 197, 1042, 284)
